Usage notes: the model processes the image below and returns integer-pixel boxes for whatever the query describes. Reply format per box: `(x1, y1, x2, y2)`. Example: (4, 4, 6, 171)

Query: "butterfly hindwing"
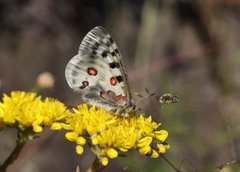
(65, 26, 133, 112)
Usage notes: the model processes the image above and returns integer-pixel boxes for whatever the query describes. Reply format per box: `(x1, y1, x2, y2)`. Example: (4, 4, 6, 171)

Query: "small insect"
(65, 26, 135, 115)
(159, 94, 180, 104)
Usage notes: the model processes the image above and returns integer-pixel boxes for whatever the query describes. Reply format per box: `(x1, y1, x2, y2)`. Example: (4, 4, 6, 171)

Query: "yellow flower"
(100, 157, 109, 166)
(106, 148, 118, 158)
(76, 145, 84, 155)
(63, 104, 170, 166)
(0, 91, 70, 132)
(0, 91, 171, 167)
(40, 98, 70, 128)
(157, 143, 170, 153)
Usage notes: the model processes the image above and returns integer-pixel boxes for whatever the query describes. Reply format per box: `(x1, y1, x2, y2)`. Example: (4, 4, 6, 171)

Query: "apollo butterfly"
(65, 26, 135, 115)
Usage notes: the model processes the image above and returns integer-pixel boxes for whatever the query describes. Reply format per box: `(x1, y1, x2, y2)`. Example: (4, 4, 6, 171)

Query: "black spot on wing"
(94, 42, 100, 48)
(109, 37, 114, 44)
(102, 51, 108, 58)
(109, 62, 120, 68)
(116, 76, 123, 83)
(115, 48, 120, 54)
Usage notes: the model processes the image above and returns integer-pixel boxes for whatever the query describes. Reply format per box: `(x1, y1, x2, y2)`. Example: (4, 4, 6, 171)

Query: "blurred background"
(1, 0, 240, 171)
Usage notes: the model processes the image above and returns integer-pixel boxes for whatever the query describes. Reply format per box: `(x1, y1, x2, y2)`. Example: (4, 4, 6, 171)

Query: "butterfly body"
(65, 26, 135, 115)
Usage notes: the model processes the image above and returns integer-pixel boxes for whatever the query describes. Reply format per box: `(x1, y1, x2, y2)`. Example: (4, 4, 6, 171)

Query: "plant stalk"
(87, 157, 106, 172)
(0, 130, 28, 172)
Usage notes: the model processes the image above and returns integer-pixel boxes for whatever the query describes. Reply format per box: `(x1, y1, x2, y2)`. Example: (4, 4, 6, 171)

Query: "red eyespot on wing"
(79, 81, 89, 89)
(115, 95, 127, 101)
(87, 67, 98, 76)
(110, 77, 117, 86)
(100, 90, 117, 99)
(100, 91, 107, 98)
(107, 90, 115, 97)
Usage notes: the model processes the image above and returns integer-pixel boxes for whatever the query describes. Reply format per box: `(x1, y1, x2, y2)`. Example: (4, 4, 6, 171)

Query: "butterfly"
(65, 26, 135, 115)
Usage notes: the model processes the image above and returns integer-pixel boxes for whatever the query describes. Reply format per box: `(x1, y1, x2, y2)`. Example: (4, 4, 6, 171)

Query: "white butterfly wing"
(65, 26, 133, 111)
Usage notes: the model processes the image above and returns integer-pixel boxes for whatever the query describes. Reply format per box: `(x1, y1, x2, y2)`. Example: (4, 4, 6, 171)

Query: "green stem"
(0, 130, 28, 172)
(87, 157, 106, 172)
(160, 155, 182, 172)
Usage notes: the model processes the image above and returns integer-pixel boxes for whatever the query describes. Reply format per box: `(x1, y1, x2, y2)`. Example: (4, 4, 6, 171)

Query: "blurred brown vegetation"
(1, 0, 240, 171)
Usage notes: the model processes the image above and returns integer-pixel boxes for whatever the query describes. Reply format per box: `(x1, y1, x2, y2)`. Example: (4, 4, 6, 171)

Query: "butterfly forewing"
(65, 26, 133, 112)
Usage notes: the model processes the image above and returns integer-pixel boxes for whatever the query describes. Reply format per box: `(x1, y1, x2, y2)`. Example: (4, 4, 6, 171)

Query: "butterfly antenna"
(132, 92, 144, 98)
(135, 92, 156, 105)
(145, 88, 150, 93)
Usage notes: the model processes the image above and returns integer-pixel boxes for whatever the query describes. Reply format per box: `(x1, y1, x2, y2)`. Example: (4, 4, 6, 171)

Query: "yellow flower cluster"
(0, 91, 70, 132)
(0, 91, 170, 166)
(61, 104, 170, 166)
